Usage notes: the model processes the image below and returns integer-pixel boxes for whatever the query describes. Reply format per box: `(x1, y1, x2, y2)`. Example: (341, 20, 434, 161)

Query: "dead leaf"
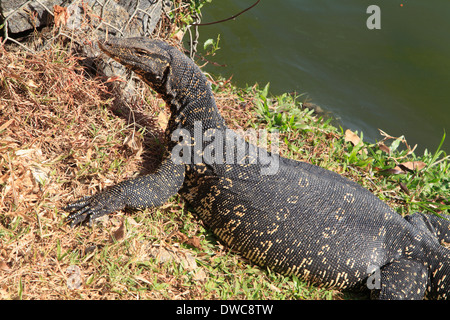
(392, 166, 405, 174)
(149, 244, 198, 271)
(192, 269, 207, 282)
(151, 245, 173, 264)
(110, 219, 126, 243)
(123, 132, 143, 159)
(30, 164, 49, 186)
(172, 29, 185, 42)
(105, 76, 126, 83)
(399, 182, 410, 195)
(170, 230, 188, 242)
(400, 161, 426, 171)
(380, 162, 425, 176)
(0, 119, 14, 132)
(185, 236, 202, 250)
(378, 142, 391, 155)
(123, 133, 142, 151)
(53, 5, 69, 27)
(169, 231, 202, 250)
(66, 265, 82, 290)
(0, 261, 11, 273)
(180, 252, 197, 270)
(377, 166, 405, 175)
(345, 129, 367, 155)
(157, 111, 169, 130)
(344, 129, 361, 146)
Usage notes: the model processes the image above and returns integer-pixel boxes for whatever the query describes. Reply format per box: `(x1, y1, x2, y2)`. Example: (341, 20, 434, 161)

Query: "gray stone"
(1, 0, 70, 34)
(1, 0, 167, 109)
(117, 0, 162, 37)
(1, 0, 163, 37)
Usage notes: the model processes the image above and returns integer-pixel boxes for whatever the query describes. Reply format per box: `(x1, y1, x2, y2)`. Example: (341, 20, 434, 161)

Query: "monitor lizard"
(64, 37, 450, 299)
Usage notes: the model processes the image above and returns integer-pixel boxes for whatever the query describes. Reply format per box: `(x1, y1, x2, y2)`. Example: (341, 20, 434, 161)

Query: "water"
(195, 0, 450, 154)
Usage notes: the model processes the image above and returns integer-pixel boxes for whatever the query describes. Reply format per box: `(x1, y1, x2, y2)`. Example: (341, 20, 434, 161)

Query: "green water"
(196, 0, 450, 154)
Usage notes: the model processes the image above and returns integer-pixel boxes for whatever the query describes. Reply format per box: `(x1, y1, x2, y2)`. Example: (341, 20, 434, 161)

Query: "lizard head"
(98, 37, 173, 90)
(98, 37, 214, 115)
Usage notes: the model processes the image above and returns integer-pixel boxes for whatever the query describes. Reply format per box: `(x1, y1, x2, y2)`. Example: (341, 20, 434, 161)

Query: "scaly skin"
(64, 37, 450, 299)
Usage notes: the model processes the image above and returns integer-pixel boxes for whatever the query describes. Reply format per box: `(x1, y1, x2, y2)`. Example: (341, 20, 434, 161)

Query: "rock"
(1, 0, 169, 124)
(1, 0, 68, 34)
(2, 0, 166, 98)
(117, 0, 162, 37)
(1, 0, 163, 37)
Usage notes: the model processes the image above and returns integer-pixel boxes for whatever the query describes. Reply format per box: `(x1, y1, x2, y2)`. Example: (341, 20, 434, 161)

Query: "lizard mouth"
(98, 38, 172, 85)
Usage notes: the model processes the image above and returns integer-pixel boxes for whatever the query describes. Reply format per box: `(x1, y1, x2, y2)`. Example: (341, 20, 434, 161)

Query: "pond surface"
(196, 0, 450, 154)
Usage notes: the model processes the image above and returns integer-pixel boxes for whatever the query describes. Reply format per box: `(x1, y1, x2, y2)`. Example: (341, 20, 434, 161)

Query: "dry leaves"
(123, 132, 144, 159)
(344, 129, 362, 146)
(0, 145, 56, 221)
(399, 161, 426, 171)
(110, 218, 126, 243)
(149, 243, 197, 271)
(377, 142, 391, 155)
(384, 161, 427, 175)
(169, 230, 203, 250)
(172, 29, 185, 42)
(377, 129, 417, 159)
(344, 129, 367, 154)
(0, 7, 217, 300)
(345, 129, 427, 177)
(376, 150, 426, 176)
(157, 110, 169, 130)
(105, 76, 126, 83)
(53, 5, 70, 28)
(0, 261, 11, 273)
(66, 265, 83, 290)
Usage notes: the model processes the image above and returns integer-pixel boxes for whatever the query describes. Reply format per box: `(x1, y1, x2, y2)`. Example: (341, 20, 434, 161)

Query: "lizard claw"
(63, 187, 127, 227)
(63, 196, 95, 227)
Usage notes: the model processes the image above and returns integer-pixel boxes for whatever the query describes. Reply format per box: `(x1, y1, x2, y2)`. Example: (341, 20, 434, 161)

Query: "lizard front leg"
(64, 156, 185, 227)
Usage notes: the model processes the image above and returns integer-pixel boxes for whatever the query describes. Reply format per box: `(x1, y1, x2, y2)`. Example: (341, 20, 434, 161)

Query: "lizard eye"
(135, 48, 148, 56)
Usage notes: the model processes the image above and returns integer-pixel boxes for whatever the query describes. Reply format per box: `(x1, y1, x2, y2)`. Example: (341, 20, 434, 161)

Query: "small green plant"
(168, 0, 213, 26)
(203, 34, 221, 56)
(254, 83, 315, 132)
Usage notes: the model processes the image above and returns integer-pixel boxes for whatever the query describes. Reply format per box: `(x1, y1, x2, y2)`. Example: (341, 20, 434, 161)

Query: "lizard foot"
(63, 187, 127, 227)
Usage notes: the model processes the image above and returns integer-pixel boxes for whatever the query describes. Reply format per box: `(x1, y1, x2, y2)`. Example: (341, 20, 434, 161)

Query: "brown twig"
(191, 0, 261, 26)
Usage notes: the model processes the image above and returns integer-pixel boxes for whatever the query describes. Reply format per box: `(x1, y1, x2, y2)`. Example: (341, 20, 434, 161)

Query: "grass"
(0, 6, 449, 301)
(244, 83, 449, 218)
(0, 38, 340, 300)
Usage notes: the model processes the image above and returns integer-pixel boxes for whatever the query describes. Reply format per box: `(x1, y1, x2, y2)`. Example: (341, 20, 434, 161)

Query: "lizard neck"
(160, 64, 226, 132)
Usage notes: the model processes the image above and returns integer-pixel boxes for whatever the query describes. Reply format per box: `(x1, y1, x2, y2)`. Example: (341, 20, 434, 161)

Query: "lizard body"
(64, 38, 450, 299)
